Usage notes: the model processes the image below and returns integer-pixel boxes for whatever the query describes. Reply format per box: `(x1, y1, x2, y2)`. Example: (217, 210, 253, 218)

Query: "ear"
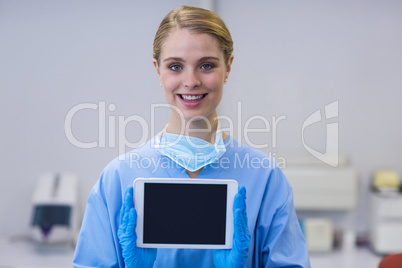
(224, 54, 234, 81)
(152, 58, 161, 76)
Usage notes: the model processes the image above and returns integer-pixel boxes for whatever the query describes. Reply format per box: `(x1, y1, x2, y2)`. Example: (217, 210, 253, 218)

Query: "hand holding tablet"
(213, 186, 250, 268)
(117, 187, 157, 268)
(133, 178, 239, 249)
(118, 178, 250, 268)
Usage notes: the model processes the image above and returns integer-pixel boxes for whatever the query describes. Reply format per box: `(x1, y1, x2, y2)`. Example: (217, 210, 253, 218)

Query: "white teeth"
(181, 94, 204, 101)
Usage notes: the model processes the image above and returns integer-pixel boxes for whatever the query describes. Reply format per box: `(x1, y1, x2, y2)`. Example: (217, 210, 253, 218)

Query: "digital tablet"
(133, 178, 238, 249)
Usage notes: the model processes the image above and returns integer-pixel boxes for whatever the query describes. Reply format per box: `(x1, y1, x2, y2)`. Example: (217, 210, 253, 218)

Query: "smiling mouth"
(179, 94, 207, 102)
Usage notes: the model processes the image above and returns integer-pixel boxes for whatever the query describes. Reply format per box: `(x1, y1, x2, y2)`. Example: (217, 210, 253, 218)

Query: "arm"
(118, 186, 157, 268)
(213, 186, 251, 268)
(73, 189, 120, 268)
(259, 168, 311, 268)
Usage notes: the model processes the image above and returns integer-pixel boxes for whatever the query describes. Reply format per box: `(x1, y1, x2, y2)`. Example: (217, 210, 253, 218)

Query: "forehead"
(160, 28, 222, 60)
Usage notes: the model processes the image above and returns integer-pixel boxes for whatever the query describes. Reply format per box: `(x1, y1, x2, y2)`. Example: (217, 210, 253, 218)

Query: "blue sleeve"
(264, 190, 310, 267)
(254, 167, 311, 268)
(72, 188, 121, 268)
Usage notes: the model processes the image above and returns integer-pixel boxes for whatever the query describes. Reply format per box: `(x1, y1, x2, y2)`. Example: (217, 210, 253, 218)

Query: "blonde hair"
(153, 5, 233, 64)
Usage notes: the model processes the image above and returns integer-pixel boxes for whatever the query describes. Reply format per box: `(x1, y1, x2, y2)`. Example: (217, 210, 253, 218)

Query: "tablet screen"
(143, 182, 227, 245)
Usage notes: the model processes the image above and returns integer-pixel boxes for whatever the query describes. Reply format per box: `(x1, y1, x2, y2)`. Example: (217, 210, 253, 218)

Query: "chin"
(184, 111, 217, 122)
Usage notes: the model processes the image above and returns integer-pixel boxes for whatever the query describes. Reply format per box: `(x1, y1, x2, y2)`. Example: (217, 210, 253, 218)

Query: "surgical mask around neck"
(157, 125, 226, 172)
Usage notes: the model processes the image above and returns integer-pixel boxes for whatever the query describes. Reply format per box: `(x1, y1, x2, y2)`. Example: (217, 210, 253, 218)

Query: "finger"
(240, 187, 248, 219)
(127, 208, 138, 243)
(233, 193, 247, 243)
(238, 199, 250, 243)
(233, 194, 246, 215)
(239, 186, 246, 206)
(233, 208, 243, 241)
(236, 207, 248, 238)
(238, 186, 246, 199)
(120, 205, 130, 233)
(120, 203, 128, 228)
(125, 186, 134, 208)
(233, 193, 242, 213)
(234, 210, 250, 262)
(234, 203, 250, 252)
(234, 186, 246, 209)
(120, 202, 126, 226)
(234, 187, 248, 226)
(239, 217, 250, 251)
(128, 208, 140, 253)
(120, 187, 134, 227)
(233, 208, 245, 259)
(120, 205, 126, 226)
(124, 187, 134, 211)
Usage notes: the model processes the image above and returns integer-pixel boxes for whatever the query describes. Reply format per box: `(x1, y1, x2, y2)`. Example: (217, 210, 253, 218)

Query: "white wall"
(1, 0, 401, 238)
(217, 0, 402, 233)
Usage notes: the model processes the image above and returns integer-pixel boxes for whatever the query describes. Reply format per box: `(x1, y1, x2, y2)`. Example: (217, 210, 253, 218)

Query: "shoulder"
(224, 136, 283, 173)
(224, 136, 293, 200)
(103, 135, 162, 175)
(93, 137, 161, 199)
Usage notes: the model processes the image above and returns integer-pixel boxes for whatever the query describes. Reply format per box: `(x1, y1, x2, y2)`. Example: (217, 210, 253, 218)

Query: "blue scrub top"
(73, 135, 310, 268)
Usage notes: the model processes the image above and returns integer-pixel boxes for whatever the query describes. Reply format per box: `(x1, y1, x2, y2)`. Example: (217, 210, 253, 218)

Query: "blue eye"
(201, 63, 213, 70)
(169, 64, 182, 71)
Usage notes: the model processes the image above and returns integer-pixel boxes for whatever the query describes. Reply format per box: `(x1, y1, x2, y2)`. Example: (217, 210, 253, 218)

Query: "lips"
(179, 94, 207, 102)
(177, 93, 207, 107)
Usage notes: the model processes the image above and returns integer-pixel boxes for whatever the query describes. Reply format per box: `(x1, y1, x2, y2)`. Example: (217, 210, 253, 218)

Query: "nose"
(182, 70, 201, 89)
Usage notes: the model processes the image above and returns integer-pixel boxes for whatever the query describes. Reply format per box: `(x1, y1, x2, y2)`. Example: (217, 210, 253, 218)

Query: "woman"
(73, 6, 310, 268)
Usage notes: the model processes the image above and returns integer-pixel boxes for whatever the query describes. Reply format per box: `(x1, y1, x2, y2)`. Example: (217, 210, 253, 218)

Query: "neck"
(166, 111, 219, 144)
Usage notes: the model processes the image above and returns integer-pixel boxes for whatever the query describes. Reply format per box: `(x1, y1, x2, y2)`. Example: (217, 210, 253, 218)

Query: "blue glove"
(118, 186, 157, 268)
(213, 186, 251, 268)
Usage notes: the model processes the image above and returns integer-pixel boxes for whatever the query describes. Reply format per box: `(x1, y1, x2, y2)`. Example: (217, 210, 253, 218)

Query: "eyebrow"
(163, 56, 220, 62)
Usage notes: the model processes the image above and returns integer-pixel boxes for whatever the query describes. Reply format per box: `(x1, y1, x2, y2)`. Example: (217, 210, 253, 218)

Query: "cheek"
(203, 73, 224, 89)
(161, 75, 179, 90)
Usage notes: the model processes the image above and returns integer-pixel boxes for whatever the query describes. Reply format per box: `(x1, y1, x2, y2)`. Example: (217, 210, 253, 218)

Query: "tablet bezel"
(133, 178, 238, 249)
